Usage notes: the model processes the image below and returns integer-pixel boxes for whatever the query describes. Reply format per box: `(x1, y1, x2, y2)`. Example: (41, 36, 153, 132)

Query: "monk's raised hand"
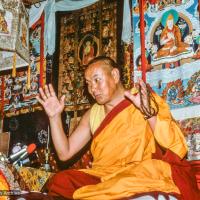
(124, 79, 149, 112)
(36, 84, 65, 118)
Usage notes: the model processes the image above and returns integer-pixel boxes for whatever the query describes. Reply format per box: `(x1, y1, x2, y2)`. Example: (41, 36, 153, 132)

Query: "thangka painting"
(178, 116, 200, 160)
(121, 42, 134, 89)
(0, 13, 45, 117)
(0, 70, 38, 117)
(0, 0, 29, 70)
(57, 0, 118, 111)
(132, 0, 200, 118)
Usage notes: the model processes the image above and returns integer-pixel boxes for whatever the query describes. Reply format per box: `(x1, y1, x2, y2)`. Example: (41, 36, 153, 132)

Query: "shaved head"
(86, 56, 122, 77)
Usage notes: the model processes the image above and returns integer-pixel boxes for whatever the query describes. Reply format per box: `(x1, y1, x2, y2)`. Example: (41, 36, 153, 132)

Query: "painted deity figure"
(190, 75, 200, 103)
(155, 10, 189, 59)
(0, 11, 8, 33)
(82, 41, 94, 65)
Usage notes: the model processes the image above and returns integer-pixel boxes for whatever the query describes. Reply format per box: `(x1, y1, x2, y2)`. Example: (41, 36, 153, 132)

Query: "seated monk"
(37, 56, 200, 199)
(155, 10, 190, 59)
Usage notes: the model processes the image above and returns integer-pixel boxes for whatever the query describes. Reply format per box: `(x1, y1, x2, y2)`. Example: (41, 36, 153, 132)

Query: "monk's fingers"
(139, 80, 148, 98)
(139, 79, 147, 90)
(49, 84, 56, 97)
(141, 88, 147, 99)
(38, 87, 48, 100)
(36, 95, 45, 106)
(44, 85, 51, 98)
(60, 95, 65, 105)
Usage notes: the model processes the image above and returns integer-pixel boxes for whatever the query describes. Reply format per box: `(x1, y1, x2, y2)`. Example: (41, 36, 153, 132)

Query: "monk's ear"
(111, 68, 120, 83)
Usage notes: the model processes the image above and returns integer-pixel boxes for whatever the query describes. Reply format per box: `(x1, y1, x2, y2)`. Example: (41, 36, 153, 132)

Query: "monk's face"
(85, 61, 118, 105)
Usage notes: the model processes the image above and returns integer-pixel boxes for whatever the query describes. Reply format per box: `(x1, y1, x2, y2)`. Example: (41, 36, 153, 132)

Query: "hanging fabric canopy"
(29, 0, 133, 56)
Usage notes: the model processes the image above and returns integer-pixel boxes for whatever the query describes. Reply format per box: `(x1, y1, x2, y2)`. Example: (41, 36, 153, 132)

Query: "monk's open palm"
(36, 84, 65, 118)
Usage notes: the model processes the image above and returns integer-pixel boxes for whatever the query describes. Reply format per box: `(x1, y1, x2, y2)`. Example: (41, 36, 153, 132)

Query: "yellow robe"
(0, 171, 9, 200)
(73, 94, 188, 199)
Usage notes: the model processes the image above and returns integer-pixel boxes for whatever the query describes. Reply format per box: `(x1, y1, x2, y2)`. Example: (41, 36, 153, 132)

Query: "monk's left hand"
(124, 79, 149, 112)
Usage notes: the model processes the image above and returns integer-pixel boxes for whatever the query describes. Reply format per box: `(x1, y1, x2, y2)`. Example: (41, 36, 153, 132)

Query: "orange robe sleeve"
(153, 93, 188, 158)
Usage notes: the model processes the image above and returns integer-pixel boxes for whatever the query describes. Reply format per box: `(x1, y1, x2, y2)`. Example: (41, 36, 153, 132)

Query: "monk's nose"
(91, 83, 97, 93)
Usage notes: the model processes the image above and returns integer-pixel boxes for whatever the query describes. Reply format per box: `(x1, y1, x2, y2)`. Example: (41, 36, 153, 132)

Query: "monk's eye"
(95, 77, 101, 83)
